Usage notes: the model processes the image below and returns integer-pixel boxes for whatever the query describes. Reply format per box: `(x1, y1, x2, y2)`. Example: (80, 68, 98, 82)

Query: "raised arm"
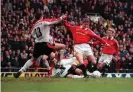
(63, 20, 73, 31)
(90, 41, 101, 45)
(43, 15, 67, 25)
(88, 29, 106, 44)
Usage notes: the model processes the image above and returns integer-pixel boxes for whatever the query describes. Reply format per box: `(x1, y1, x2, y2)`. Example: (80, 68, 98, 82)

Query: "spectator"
(7, 62, 12, 72)
(21, 50, 28, 62)
(25, 0, 30, 9)
(44, 4, 49, 13)
(4, 0, 13, 12)
(11, 56, 20, 68)
(1, 56, 7, 68)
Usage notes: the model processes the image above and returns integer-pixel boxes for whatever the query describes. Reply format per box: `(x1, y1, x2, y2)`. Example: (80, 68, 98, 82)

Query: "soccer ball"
(92, 70, 101, 78)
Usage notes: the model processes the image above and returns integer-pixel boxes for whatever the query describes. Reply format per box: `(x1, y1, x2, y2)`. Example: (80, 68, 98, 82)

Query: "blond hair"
(108, 28, 115, 34)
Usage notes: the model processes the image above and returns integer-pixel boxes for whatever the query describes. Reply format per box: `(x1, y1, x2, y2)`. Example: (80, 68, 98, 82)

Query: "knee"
(62, 44, 66, 49)
(75, 52, 82, 57)
(50, 52, 55, 59)
(97, 62, 104, 70)
(87, 56, 96, 64)
(42, 55, 48, 61)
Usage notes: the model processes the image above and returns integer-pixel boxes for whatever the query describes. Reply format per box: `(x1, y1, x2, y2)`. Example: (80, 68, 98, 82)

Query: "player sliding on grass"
(52, 57, 88, 78)
(14, 13, 67, 78)
(63, 17, 109, 73)
(90, 28, 119, 74)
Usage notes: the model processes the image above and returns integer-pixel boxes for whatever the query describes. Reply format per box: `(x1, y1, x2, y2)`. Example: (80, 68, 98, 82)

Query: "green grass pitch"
(1, 77, 133, 92)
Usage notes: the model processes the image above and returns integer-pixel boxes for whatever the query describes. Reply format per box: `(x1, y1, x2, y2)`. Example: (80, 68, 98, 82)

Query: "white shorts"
(60, 57, 77, 66)
(98, 53, 113, 65)
(74, 43, 93, 57)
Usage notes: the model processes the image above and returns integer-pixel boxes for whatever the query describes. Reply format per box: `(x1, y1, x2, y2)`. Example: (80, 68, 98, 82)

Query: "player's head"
(35, 12, 42, 20)
(81, 18, 90, 29)
(107, 28, 115, 38)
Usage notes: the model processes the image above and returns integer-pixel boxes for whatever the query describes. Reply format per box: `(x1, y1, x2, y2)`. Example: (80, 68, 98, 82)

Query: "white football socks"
(72, 75, 84, 78)
(44, 60, 50, 69)
(19, 59, 33, 72)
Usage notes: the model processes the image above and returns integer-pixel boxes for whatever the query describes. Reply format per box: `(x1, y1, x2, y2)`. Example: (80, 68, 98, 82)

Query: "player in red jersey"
(91, 28, 119, 72)
(63, 18, 108, 72)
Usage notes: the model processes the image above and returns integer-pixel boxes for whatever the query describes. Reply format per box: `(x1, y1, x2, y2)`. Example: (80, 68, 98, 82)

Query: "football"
(92, 70, 102, 78)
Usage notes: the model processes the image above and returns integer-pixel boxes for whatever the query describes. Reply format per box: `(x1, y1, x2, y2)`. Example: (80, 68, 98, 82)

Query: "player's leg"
(97, 55, 105, 70)
(47, 42, 66, 62)
(84, 44, 96, 64)
(54, 43, 66, 50)
(73, 44, 89, 76)
(66, 74, 74, 78)
(13, 57, 36, 78)
(14, 42, 47, 78)
(87, 55, 97, 72)
(19, 58, 36, 72)
(74, 45, 84, 64)
(41, 55, 50, 69)
(60, 57, 77, 66)
(87, 55, 97, 64)
(21, 49, 48, 72)
(75, 52, 84, 64)
(66, 65, 85, 78)
(54, 43, 66, 61)
(66, 74, 84, 78)
(97, 57, 106, 75)
(97, 54, 113, 75)
(84, 44, 97, 72)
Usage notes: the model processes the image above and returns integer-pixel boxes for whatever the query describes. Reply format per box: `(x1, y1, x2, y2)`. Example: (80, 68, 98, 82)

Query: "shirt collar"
(80, 26, 88, 30)
(107, 36, 114, 40)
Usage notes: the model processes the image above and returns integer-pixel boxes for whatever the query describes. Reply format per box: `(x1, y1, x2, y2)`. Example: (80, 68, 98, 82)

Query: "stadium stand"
(1, 0, 133, 73)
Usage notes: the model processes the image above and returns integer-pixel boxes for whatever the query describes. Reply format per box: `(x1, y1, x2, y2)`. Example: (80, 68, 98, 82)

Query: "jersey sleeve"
(92, 41, 100, 45)
(31, 28, 36, 38)
(42, 17, 62, 25)
(63, 20, 73, 31)
(87, 29, 106, 44)
(93, 37, 106, 45)
(114, 40, 119, 56)
(30, 24, 36, 38)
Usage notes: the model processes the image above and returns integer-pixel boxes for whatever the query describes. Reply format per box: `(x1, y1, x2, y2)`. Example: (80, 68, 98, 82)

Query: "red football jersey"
(93, 37, 119, 56)
(63, 20, 106, 44)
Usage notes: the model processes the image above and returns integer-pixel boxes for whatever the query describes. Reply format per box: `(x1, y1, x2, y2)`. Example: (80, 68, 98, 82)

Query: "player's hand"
(88, 42, 93, 45)
(105, 43, 110, 46)
(61, 14, 67, 20)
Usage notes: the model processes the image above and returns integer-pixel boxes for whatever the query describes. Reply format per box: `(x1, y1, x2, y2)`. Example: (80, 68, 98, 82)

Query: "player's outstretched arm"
(88, 29, 106, 44)
(89, 41, 100, 45)
(43, 15, 67, 25)
(63, 19, 74, 32)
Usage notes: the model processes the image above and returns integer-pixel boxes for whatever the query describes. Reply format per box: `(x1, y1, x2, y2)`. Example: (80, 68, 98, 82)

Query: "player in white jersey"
(14, 13, 67, 78)
(52, 57, 87, 78)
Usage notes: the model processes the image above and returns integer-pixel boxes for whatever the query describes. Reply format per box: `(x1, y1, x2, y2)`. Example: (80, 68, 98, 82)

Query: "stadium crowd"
(1, 0, 133, 73)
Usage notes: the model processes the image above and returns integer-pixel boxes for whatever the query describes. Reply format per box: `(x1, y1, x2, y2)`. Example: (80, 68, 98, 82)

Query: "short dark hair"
(35, 12, 42, 20)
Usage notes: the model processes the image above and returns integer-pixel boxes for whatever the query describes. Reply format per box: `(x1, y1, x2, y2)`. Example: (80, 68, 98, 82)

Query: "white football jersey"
(60, 57, 77, 66)
(52, 57, 77, 77)
(52, 65, 71, 77)
(31, 17, 62, 43)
